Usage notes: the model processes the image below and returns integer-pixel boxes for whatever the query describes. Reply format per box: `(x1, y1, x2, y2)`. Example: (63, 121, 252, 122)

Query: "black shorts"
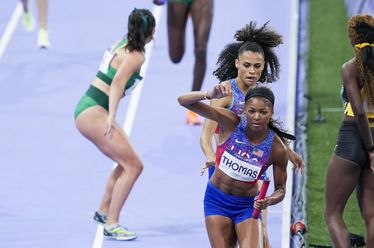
(334, 121, 374, 167)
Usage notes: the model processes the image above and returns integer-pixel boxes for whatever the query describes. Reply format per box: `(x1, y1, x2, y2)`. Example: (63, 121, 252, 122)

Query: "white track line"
(91, 5, 163, 248)
(281, 0, 299, 247)
(0, 3, 22, 62)
(123, 5, 163, 135)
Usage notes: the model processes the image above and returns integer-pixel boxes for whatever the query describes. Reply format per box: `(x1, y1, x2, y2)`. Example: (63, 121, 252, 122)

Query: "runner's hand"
(254, 197, 270, 210)
(200, 159, 215, 176)
(288, 149, 305, 174)
(206, 84, 231, 100)
(105, 115, 116, 139)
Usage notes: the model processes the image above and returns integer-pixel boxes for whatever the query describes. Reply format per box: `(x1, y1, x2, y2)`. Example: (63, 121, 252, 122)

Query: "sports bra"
(215, 78, 246, 134)
(215, 117, 274, 184)
(96, 38, 143, 95)
(342, 86, 374, 118)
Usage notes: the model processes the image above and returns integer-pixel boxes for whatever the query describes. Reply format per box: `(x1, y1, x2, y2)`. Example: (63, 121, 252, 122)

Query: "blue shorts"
(208, 166, 215, 178)
(204, 181, 260, 224)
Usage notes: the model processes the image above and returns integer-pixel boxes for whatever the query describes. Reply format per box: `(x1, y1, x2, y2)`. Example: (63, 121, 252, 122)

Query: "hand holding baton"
(253, 177, 270, 219)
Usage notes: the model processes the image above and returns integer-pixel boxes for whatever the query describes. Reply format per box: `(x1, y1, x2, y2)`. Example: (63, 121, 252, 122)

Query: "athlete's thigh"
(167, 1, 190, 30)
(75, 106, 139, 163)
(190, 0, 213, 44)
(235, 218, 261, 248)
(75, 106, 107, 140)
(357, 165, 374, 219)
(167, 2, 190, 56)
(104, 122, 140, 163)
(325, 155, 361, 212)
(205, 215, 237, 248)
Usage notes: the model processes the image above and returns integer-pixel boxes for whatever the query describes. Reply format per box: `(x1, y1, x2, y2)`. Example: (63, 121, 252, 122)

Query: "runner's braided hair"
(348, 14, 374, 107)
(127, 8, 155, 52)
(213, 21, 283, 83)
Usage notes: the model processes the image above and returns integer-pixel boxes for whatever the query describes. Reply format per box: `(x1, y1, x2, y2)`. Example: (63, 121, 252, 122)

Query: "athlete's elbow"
(279, 188, 286, 201)
(200, 135, 209, 148)
(200, 131, 210, 142)
(275, 187, 286, 202)
(280, 189, 286, 200)
(177, 96, 188, 107)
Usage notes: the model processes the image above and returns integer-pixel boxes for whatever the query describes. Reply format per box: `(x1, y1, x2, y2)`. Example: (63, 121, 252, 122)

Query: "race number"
(98, 49, 115, 74)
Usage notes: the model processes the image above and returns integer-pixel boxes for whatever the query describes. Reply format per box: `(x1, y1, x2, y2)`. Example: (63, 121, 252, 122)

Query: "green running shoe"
(37, 28, 50, 49)
(93, 211, 107, 224)
(104, 224, 137, 241)
(22, 11, 35, 32)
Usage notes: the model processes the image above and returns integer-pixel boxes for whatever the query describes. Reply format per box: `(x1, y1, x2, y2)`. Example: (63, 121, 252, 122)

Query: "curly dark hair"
(348, 14, 374, 108)
(126, 8, 155, 52)
(213, 21, 283, 83)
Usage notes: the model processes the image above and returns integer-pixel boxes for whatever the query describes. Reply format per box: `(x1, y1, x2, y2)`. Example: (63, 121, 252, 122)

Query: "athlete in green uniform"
(74, 8, 155, 241)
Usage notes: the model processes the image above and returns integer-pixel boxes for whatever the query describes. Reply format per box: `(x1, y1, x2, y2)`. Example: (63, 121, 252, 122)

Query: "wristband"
(203, 91, 210, 100)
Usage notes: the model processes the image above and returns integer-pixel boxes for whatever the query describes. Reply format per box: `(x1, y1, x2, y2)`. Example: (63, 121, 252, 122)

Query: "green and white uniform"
(74, 38, 143, 119)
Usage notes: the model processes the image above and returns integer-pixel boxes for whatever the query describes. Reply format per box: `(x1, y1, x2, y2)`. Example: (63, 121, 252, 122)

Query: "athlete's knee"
(324, 208, 341, 225)
(324, 212, 331, 226)
(194, 47, 207, 61)
(130, 157, 144, 175)
(361, 209, 374, 227)
(366, 219, 374, 243)
(366, 216, 374, 228)
(119, 156, 143, 176)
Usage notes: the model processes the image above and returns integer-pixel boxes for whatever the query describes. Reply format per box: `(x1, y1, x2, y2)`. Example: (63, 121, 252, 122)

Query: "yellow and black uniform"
(334, 86, 374, 166)
(74, 38, 142, 119)
(343, 87, 374, 119)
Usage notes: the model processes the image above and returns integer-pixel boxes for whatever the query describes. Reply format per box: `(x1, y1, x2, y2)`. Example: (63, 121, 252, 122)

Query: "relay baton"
(252, 177, 270, 219)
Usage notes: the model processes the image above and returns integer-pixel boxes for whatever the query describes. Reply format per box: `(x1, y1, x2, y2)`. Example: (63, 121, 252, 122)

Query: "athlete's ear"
(235, 58, 239, 70)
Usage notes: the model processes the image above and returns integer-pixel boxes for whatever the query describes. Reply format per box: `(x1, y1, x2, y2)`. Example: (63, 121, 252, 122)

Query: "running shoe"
(104, 224, 137, 241)
(93, 211, 107, 224)
(153, 0, 166, 5)
(22, 11, 35, 32)
(37, 28, 50, 49)
(186, 110, 201, 125)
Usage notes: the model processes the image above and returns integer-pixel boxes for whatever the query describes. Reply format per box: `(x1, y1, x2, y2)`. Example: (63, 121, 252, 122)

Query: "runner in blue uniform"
(200, 22, 304, 247)
(179, 84, 291, 247)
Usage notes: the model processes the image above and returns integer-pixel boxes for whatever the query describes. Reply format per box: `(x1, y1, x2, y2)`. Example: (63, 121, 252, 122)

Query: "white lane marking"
(281, 0, 299, 247)
(0, 3, 22, 62)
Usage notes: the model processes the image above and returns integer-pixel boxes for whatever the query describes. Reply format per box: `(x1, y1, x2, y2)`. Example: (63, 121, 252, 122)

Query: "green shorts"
(169, 0, 193, 4)
(74, 85, 109, 119)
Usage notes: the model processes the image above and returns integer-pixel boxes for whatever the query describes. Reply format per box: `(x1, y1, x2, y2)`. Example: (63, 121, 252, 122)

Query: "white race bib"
(218, 151, 262, 182)
(98, 49, 115, 74)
